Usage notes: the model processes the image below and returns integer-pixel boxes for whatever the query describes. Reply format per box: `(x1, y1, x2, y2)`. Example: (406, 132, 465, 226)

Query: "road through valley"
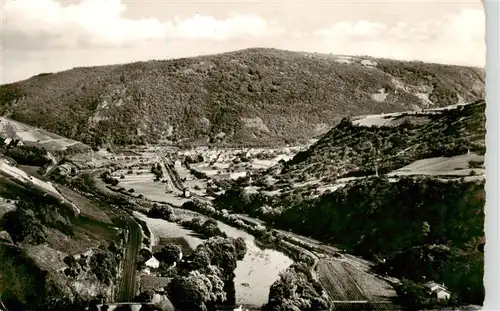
(116, 213, 141, 302)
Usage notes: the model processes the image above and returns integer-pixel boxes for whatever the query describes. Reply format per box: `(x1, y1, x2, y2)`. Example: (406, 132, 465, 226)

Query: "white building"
(424, 281, 451, 301)
(145, 256, 160, 269)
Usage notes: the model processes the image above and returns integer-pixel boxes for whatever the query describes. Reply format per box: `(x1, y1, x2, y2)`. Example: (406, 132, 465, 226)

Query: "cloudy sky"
(1, 0, 485, 84)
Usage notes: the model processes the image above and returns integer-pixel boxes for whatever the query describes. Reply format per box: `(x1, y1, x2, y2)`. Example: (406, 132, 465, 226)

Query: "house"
(3, 138, 24, 148)
(424, 281, 451, 301)
(143, 255, 161, 275)
(216, 305, 247, 311)
(145, 256, 160, 269)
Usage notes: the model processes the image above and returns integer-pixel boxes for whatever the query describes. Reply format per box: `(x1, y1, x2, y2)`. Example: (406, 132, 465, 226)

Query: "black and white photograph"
(0, 0, 491, 310)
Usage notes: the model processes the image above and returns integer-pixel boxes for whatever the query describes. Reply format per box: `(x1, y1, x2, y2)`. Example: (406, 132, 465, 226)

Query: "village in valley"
(0, 1, 488, 306)
(0, 96, 485, 311)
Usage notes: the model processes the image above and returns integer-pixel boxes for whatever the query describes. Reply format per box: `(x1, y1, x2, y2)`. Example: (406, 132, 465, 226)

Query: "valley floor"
(78, 144, 401, 310)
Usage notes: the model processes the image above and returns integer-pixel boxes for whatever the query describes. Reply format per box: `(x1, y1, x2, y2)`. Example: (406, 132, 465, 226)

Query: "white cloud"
(1, 0, 285, 49)
(2, 0, 167, 48)
(0, 1, 484, 84)
(312, 8, 485, 66)
(166, 14, 285, 41)
(313, 20, 388, 38)
(439, 8, 485, 46)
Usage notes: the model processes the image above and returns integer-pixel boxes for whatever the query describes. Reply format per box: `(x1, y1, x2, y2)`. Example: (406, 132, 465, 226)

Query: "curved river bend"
(134, 212, 293, 306)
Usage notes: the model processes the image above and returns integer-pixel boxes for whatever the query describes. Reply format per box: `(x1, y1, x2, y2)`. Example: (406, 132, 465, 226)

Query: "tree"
(168, 270, 226, 311)
(264, 264, 329, 311)
(2, 207, 46, 244)
(138, 249, 153, 265)
(148, 204, 174, 220)
(395, 279, 436, 311)
(151, 163, 163, 181)
(155, 243, 181, 265)
(234, 237, 247, 261)
(170, 236, 248, 310)
(192, 237, 238, 276)
(421, 221, 431, 236)
(200, 219, 227, 238)
(133, 290, 155, 303)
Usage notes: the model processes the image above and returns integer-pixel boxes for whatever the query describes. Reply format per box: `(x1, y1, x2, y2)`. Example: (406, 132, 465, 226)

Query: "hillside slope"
(0, 161, 125, 310)
(277, 100, 485, 184)
(0, 116, 90, 152)
(214, 101, 486, 307)
(0, 48, 485, 148)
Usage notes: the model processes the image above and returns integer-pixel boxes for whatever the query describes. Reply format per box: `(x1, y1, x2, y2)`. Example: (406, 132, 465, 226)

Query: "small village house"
(424, 281, 451, 301)
(145, 255, 160, 269)
(3, 137, 24, 148)
(143, 255, 161, 275)
(183, 188, 191, 198)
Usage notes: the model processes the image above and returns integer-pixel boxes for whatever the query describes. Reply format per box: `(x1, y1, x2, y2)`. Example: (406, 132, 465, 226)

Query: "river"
(134, 211, 293, 307)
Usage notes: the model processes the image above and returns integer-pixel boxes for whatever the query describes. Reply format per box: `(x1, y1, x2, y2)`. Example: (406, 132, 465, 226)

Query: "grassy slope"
(278, 100, 485, 183)
(0, 48, 485, 147)
(0, 170, 123, 309)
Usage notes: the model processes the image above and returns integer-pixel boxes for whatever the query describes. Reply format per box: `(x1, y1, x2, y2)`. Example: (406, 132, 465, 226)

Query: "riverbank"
(87, 169, 399, 309)
(133, 206, 295, 307)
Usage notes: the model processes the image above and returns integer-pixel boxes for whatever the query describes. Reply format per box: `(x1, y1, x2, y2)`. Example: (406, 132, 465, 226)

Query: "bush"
(395, 279, 437, 311)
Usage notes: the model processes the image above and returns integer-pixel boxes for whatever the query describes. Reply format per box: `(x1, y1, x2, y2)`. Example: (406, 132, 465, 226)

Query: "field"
(0, 116, 90, 151)
(24, 244, 68, 272)
(133, 211, 203, 250)
(182, 145, 302, 185)
(350, 104, 469, 128)
(113, 168, 189, 206)
(97, 143, 305, 208)
(56, 185, 113, 224)
(388, 153, 485, 178)
(316, 259, 397, 311)
(0, 158, 81, 215)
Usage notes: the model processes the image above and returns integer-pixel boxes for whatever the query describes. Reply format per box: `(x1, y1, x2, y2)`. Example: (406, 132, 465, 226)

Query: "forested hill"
(277, 100, 486, 183)
(0, 48, 485, 148)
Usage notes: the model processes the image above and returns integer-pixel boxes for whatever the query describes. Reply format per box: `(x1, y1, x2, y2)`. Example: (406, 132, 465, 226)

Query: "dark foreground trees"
(216, 177, 485, 305)
(167, 236, 247, 311)
(264, 263, 329, 311)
